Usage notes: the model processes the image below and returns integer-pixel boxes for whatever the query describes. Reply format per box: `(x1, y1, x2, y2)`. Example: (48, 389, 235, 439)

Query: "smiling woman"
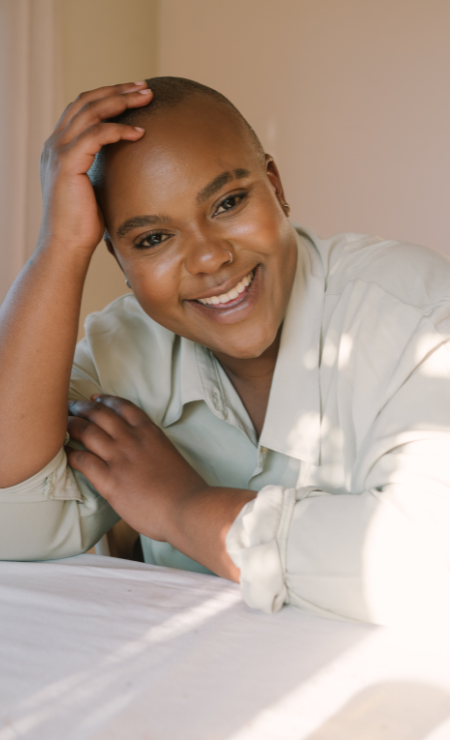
(90, 78, 296, 364)
(2, 77, 450, 626)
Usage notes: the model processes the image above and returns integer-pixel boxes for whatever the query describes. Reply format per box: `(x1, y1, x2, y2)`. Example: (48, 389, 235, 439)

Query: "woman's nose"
(184, 234, 234, 275)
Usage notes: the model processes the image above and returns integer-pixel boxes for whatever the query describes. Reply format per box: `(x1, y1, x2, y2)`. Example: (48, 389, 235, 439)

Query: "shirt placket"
(195, 344, 271, 485)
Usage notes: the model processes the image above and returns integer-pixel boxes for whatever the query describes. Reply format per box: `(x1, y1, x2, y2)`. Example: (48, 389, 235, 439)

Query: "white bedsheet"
(1, 554, 450, 740)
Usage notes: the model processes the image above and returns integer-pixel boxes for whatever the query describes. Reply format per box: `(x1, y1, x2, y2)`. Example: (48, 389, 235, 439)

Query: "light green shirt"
(3, 224, 450, 624)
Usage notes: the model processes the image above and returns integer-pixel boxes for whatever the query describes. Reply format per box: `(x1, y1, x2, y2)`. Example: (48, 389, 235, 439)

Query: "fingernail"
(134, 126, 145, 132)
(134, 81, 146, 85)
(138, 88, 152, 95)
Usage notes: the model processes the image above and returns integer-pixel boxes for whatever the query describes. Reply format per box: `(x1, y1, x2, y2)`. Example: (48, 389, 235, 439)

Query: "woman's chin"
(211, 328, 280, 361)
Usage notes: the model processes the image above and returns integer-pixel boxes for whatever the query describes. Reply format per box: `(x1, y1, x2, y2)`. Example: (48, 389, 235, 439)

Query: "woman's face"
(100, 98, 298, 360)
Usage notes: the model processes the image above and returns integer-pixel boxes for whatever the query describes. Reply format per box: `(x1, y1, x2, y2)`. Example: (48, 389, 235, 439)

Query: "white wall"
(158, 0, 450, 255)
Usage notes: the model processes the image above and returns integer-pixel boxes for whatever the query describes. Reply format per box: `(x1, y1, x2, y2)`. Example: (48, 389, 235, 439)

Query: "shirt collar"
(161, 336, 228, 427)
(258, 226, 325, 464)
(162, 225, 325, 466)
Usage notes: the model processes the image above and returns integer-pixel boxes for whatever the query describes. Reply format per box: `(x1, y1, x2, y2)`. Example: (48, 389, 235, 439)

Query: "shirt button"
(212, 391, 220, 411)
(260, 446, 268, 455)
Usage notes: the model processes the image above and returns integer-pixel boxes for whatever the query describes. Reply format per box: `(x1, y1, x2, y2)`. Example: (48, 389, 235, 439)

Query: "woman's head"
(91, 77, 298, 360)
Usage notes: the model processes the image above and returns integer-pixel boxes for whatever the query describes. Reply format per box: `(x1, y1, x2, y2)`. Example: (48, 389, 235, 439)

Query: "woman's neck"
(213, 329, 281, 438)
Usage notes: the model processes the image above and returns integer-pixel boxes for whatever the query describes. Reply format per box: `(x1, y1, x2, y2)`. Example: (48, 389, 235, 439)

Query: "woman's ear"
(104, 237, 125, 273)
(104, 237, 132, 289)
(265, 155, 290, 216)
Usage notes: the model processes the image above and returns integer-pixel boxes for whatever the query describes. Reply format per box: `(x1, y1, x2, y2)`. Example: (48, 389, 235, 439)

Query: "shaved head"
(88, 76, 265, 189)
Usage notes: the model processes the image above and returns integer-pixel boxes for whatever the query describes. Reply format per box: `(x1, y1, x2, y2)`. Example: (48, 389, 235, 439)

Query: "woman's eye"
(135, 233, 171, 249)
(214, 193, 245, 215)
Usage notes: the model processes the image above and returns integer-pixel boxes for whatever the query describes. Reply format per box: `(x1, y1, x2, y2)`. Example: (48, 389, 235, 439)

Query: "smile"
(196, 270, 254, 307)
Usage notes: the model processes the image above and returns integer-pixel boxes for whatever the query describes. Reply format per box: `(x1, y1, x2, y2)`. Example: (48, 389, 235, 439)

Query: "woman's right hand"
(39, 81, 153, 256)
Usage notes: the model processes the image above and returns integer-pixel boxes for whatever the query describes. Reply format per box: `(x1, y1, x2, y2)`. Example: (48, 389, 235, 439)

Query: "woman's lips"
(186, 265, 261, 324)
(196, 270, 254, 307)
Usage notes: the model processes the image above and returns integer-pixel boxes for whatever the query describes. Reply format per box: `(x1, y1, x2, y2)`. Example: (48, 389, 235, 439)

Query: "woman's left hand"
(66, 395, 207, 543)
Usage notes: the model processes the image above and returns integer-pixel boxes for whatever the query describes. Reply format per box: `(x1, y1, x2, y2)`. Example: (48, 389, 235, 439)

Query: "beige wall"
(7, 2, 447, 325)
(158, 0, 450, 256)
(0, 0, 63, 305)
(61, 0, 158, 337)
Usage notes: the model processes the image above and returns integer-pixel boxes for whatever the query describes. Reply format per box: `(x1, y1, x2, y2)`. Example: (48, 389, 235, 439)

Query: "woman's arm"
(0, 82, 151, 487)
(66, 394, 256, 579)
(67, 381, 450, 626)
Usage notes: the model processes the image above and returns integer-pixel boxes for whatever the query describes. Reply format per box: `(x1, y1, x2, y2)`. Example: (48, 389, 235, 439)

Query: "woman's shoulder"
(74, 294, 179, 411)
(298, 225, 450, 311)
(82, 293, 178, 354)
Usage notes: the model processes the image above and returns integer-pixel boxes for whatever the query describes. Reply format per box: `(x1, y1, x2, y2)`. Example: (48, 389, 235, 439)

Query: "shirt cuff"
(225, 485, 297, 613)
(0, 447, 83, 503)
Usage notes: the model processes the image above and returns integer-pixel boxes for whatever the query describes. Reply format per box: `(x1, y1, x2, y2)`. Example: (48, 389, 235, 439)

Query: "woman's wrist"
(34, 234, 96, 272)
(164, 485, 256, 579)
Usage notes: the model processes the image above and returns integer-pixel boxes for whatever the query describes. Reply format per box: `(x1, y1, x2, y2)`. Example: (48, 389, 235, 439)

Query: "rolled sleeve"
(0, 447, 82, 504)
(0, 447, 118, 561)
(227, 485, 305, 614)
(226, 443, 450, 625)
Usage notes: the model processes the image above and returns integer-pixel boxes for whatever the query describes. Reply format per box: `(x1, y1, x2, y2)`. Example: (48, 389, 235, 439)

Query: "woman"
(1, 77, 450, 625)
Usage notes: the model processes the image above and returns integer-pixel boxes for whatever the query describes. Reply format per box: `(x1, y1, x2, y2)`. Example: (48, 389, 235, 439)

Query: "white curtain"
(0, 0, 62, 303)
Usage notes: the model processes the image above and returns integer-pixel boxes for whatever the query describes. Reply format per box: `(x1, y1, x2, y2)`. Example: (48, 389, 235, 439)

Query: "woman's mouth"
(187, 266, 261, 325)
(195, 269, 255, 309)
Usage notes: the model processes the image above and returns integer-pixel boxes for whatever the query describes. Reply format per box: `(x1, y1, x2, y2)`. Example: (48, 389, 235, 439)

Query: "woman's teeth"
(197, 271, 254, 306)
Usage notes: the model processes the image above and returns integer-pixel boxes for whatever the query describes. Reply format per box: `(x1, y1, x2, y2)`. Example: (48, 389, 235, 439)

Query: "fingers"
(58, 88, 153, 145)
(65, 445, 109, 484)
(56, 122, 145, 177)
(55, 81, 149, 134)
(68, 395, 149, 437)
(67, 415, 112, 459)
(91, 395, 150, 427)
(42, 83, 153, 188)
(68, 399, 126, 439)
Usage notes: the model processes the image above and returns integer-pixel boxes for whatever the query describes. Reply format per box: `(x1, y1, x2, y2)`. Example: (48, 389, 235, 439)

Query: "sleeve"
(0, 337, 119, 561)
(226, 331, 450, 626)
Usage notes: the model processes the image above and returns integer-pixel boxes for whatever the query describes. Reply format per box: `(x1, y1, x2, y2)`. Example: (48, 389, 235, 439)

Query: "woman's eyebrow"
(116, 214, 172, 239)
(116, 168, 251, 238)
(196, 168, 250, 204)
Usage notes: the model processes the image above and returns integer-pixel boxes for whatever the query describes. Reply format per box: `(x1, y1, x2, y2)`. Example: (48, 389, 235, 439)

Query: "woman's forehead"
(100, 101, 263, 217)
(110, 99, 258, 170)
